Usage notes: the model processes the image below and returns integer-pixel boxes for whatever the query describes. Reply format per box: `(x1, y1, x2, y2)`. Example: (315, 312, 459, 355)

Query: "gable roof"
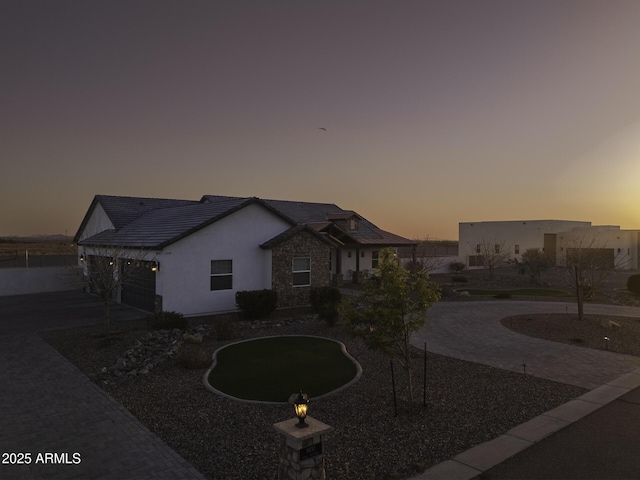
(259, 225, 342, 249)
(76, 194, 415, 249)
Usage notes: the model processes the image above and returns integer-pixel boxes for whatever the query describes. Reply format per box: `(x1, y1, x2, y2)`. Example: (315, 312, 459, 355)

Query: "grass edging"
(202, 335, 363, 404)
(455, 288, 572, 297)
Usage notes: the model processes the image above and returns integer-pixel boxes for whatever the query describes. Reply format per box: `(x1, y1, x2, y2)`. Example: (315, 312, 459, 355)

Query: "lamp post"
(293, 391, 309, 428)
(274, 391, 331, 479)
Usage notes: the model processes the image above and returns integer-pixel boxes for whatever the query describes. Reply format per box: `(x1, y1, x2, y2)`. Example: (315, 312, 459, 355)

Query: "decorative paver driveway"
(411, 301, 640, 390)
(0, 292, 206, 480)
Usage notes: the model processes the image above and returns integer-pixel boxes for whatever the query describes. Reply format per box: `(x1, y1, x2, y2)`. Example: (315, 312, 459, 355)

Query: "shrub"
(449, 262, 466, 273)
(451, 275, 468, 283)
(147, 311, 187, 330)
(310, 286, 342, 326)
(235, 289, 278, 320)
(628, 274, 640, 296)
(175, 345, 211, 369)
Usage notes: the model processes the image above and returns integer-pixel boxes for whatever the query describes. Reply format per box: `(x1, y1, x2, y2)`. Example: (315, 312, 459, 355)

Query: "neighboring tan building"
(551, 226, 640, 270)
(459, 220, 639, 270)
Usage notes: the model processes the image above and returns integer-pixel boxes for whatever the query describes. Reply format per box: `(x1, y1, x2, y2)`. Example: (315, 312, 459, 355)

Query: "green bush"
(235, 289, 278, 320)
(147, 311, 187, 330)
(452, 275, 468, 283)
(310, 286, 342, 326)
(628, 274, 640, 296)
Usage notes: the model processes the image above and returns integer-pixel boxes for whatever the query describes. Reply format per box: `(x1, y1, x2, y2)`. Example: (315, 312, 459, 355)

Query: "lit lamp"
(151, 261, 159, 272)
(293, 391, 309, 428)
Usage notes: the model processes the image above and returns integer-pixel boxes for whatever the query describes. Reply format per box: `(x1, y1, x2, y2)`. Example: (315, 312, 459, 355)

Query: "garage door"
(121, 261, 157, 312)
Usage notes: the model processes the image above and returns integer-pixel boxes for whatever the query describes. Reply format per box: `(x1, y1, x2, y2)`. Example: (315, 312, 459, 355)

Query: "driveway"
(411, 300, 640, 390)
(0, 291, 206, 479)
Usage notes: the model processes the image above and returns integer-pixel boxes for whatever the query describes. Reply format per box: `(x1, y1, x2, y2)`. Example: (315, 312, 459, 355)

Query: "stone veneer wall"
(271, 231, 331, 308)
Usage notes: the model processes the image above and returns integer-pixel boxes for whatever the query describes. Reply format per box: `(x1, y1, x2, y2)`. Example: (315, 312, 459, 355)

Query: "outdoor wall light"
(293, 391, 309, 428)
(79, 254, 85, 262)
(151, 261, 159, 272)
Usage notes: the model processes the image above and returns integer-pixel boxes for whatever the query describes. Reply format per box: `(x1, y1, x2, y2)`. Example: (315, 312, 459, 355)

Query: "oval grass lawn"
(206, 336, 360, 402)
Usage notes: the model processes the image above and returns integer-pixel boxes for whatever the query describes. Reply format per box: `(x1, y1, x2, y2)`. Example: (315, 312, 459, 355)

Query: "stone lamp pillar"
(273, 416, 332, 480)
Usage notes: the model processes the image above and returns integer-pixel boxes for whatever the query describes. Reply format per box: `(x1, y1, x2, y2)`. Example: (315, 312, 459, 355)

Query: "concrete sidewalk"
(409, 300, 640, 480)
(412, 369, 640, 480)
(0, 291, 206, 480)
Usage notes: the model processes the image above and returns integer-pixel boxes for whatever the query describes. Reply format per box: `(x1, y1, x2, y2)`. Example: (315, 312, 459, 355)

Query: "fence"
(0, 267, 77, 296)
(0, 252, 77, 269)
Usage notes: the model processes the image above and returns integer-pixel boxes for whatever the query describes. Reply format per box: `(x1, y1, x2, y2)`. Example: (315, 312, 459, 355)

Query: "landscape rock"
(183, 333, 203, 344)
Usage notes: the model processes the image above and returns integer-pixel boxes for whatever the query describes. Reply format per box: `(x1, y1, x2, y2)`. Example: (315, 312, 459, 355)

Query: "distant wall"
(400, 255, 462, 274)
(0, 267, 77, 296)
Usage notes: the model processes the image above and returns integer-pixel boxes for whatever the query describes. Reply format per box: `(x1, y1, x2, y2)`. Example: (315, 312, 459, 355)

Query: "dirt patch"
(502, 314, 640, 357)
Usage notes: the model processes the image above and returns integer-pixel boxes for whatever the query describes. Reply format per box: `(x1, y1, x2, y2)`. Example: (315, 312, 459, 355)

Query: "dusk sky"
(2, 0, 639, 240)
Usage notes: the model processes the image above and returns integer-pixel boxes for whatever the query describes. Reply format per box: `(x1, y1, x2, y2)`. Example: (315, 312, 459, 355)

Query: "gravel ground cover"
(43, 311, 586, 480)
(502, 313, 640, 357)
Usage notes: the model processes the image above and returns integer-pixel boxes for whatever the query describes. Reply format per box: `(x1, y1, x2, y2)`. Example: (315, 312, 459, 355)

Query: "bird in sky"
(318, 127, 327, 131)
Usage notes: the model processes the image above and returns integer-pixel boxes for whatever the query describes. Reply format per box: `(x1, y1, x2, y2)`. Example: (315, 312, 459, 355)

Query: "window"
(494, 244, 500, 254)
(211, 260, 232, 290)
(372, 251, 379, 269)
(349, 218, 358, 230)
(292, 257, 311, 286)
(515, 245, 520, 254)
(476, 244, 481, 253)
(469, 255, 485, 267)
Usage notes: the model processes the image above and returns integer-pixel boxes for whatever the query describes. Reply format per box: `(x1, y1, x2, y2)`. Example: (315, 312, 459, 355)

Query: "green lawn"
(456, 288, 572, 297)
(207, 336, 358, 402)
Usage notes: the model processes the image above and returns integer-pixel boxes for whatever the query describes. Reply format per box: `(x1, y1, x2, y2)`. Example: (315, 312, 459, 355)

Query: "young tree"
(340, 248, 441, 407)
(560, 233, 621, 321)
(518, 248, 550, 284)
(69, 242, 155, 334)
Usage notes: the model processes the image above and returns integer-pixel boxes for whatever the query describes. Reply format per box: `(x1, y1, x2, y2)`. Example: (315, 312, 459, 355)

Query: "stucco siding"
(157, 203, 291, 315)
(459, 220, 591, 264)
(555, 227, 640, 270)
(78, 204, 114, 241)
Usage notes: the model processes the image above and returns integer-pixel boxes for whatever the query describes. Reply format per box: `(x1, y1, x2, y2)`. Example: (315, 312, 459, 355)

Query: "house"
(74, 194, 415, 315)
(458, 220, 639, 270)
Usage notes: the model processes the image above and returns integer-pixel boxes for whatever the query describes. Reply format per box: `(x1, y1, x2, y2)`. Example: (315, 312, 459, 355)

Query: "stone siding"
(271, 231, 331, 308)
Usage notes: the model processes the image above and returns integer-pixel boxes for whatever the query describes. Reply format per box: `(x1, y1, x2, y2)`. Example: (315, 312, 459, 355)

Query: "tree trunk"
(104, 298, 112, 334)
(575, 266, 584, 321)
(406, 364, 414, 407)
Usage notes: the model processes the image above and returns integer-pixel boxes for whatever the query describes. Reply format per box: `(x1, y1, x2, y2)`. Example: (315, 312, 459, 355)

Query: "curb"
(408, 367, 640, 480)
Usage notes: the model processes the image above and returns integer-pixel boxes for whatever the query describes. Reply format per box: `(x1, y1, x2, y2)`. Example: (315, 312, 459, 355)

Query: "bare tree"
(560, 233, 627, 321)
(69, 242, 156, 334)
(472, 238, 511, 278)
(406, 237, 451, 275)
